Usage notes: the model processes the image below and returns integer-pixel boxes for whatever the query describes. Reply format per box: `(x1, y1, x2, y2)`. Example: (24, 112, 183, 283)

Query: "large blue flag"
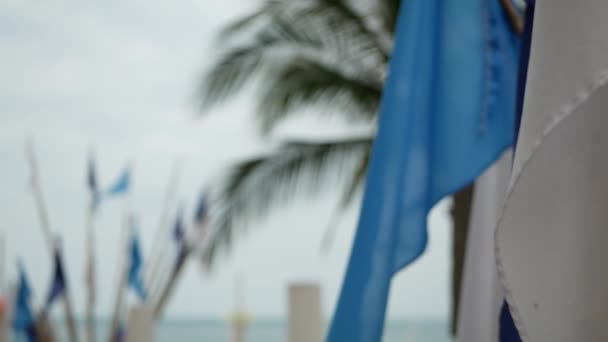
(328, 0, 520, 341)
(128, 229, 147, 301)
(13, 262, 36, 340)
(43, 247, 67, 313)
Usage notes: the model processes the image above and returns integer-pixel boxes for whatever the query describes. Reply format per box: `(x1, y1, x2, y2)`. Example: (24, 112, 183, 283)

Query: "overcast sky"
(0, 0, 452, 320)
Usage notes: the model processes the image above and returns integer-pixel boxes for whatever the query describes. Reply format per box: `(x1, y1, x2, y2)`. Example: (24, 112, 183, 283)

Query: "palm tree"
(198, 0, 490, 334)
(200, 0, 397, 262)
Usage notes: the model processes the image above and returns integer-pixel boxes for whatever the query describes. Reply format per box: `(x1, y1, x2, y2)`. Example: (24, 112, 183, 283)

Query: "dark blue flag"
(173, 209, 185, 243)
(501, 1, 535, 341)
(193, 193, 208, 226)
(500, 302, 522, 342)
(172, 209, 188, 269)
(43, 247, 67, 313)
(13, 261, 36, 340)
(128, 230, 147, 301)
(514, 0, 536, 144)
(87, 155, 101, 211)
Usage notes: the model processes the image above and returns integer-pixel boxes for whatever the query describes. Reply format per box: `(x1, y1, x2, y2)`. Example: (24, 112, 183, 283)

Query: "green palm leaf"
(257, 56, 382, 132)
(202, 136, 372, 267)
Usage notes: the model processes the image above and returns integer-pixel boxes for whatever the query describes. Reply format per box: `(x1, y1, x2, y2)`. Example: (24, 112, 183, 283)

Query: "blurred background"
(0, 1, 454, 341)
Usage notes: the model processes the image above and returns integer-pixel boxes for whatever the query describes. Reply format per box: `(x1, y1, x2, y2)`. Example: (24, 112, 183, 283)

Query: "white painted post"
(288, 283, 323, 342)
(125, 306, 155, 342)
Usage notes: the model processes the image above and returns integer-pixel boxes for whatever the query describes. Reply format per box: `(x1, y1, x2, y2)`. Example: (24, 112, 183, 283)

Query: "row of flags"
(87, 156, 132, 212)
(12, 153, 209, 341)
(13, 247, 68, 342)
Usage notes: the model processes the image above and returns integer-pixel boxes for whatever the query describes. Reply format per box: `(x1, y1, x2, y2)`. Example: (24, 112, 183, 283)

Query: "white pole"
(288, 283, 322, 342)
(25, 139, 80, 342)
(125, 305, 155, 342)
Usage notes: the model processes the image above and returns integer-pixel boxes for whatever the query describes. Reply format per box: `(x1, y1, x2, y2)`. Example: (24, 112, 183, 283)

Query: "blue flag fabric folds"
(327, 0, 520, 341)
(13, 262, 36, 340)
(128, 230, 147, 301)
(43, 248, 67, 313)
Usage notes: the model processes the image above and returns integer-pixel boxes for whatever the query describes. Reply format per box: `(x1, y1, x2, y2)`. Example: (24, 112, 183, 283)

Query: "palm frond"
(338, 145, 370, 208)
(201, 0, 390, 113)
(218, 1, 283, 39)
(200, 14, 325, 109)
(257, 56, 382, 132)
(303, 0, 391, 62)
(202, 136, 372, 267)
(377, 0, 401, 36)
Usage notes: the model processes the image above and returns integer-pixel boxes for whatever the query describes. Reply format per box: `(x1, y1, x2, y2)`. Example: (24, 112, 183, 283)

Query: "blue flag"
(327, 1, 520, 341)
(173, 209, 185, 243)
(13, 262, 36, 339)
(193, 192, 208, 226)
(87, 155, 101, 211)
(43, 247, 67, 313)
(128, 229, 147, 301)
(107, 165, 131, 196)
(514, 0, 535, 144)
(172, 209, 188, 268)
(500, 302, 522, 342)
(108, 166, 131, 196)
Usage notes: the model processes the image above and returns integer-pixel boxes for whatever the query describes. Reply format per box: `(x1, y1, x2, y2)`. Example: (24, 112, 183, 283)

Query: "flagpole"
(0, 233, 5, 294)
(108, 211, 130, 342)
(151, 248, 189, 319)
(144, 160, 182, 294)
(153, 216, 209, 319)
(149, 251, 172, 311)
(85, 205, 96, 342)
(25, 139, 79, 342)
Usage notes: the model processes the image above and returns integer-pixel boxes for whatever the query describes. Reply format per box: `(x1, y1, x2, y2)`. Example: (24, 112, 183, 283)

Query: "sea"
(52, 318, 453, 342)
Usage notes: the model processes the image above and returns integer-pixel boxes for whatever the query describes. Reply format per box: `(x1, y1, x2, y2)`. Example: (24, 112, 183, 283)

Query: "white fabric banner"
(457, 151, 511, 342)
(495, 0, 608, 341)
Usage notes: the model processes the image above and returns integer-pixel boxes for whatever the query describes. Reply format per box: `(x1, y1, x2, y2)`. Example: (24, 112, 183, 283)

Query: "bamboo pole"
(84, 206, 96, 342)
(153, 215, 210, 319)
(151, 248, 188, 320)
(144, 160, 181, 289)
(148, 255, 169, 312)
(25, 139, 79, 342)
